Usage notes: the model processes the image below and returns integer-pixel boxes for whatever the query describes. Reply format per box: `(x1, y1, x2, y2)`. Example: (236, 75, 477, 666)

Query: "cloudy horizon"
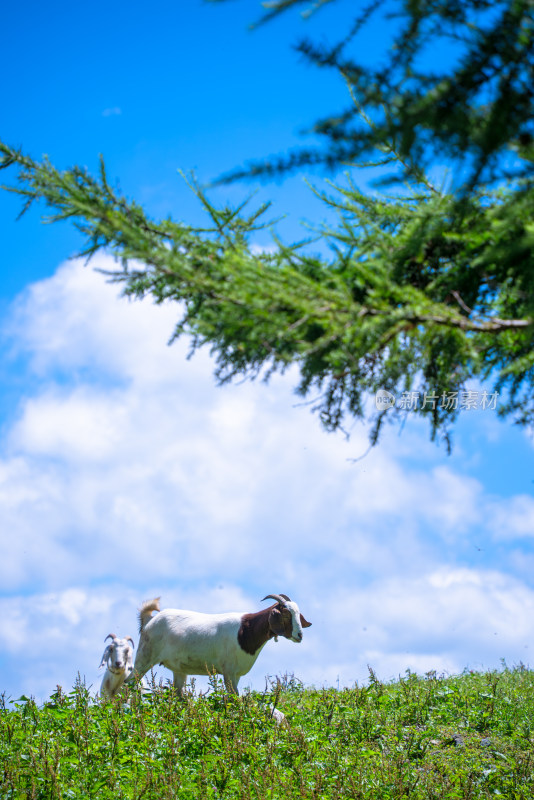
(1, 255, 533, 703)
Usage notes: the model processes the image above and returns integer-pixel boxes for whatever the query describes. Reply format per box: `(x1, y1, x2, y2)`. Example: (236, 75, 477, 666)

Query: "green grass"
(2, 667, 534, 799)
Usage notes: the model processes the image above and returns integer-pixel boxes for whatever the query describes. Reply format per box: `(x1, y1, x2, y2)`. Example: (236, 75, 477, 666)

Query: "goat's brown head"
(262, 593, 312, 643)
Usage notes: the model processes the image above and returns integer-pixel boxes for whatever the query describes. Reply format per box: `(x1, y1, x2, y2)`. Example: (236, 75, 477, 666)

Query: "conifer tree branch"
(2, 0, 534, 452)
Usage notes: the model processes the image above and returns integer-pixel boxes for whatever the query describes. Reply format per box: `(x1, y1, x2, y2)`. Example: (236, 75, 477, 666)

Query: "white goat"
(128, 594, 311, 695)
(99, 633, 135, 699)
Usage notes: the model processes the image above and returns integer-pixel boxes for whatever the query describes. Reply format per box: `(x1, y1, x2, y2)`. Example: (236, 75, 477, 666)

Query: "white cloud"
(488, 494, 534, 539)
(0, 256, 533, 701)
(12, 388, 129, 461)
(6, 257, 209, 387)
(297, 567, 534, 688)
(249, 243, 278, 256)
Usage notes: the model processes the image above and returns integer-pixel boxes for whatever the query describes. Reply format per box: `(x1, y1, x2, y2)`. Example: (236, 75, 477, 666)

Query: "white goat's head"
(99, 633, 135, 673)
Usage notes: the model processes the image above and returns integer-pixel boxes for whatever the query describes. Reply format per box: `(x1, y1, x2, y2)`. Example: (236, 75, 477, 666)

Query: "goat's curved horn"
(262, 594, 288, 606)
(105, 633, 117, 642)
(125, 636, 135, 648)
(280, 594, 291, 602)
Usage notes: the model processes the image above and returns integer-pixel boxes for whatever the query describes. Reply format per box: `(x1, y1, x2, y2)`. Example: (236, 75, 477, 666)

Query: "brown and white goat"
(128, 593, 311, 695)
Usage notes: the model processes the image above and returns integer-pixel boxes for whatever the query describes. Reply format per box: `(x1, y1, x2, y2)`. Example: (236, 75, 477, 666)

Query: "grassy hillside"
(1, 667, 534, 799)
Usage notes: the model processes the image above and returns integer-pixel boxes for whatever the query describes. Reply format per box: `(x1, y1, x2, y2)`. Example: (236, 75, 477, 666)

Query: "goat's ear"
(300, 614, 312, 628)
(268, 608, 286, 637)
(99, 645, 112, 668)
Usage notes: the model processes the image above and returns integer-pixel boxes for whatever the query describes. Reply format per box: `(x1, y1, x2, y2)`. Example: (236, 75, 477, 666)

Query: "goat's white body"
(100, 665, 133, 699)
(134, 609, 265, 693)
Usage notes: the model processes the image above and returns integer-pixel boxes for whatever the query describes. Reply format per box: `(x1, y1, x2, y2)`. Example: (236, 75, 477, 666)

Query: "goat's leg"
(127, 642, 154, 685)
(173, 671, 186, 696)
(224, 675, 239, 695)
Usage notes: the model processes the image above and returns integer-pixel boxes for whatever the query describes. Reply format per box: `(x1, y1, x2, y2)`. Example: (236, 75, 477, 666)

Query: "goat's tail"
(138, 597, 161, 633)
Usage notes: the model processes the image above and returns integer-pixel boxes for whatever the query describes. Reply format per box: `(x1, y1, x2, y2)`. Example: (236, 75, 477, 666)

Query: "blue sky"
(1, 0, 533, 702)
